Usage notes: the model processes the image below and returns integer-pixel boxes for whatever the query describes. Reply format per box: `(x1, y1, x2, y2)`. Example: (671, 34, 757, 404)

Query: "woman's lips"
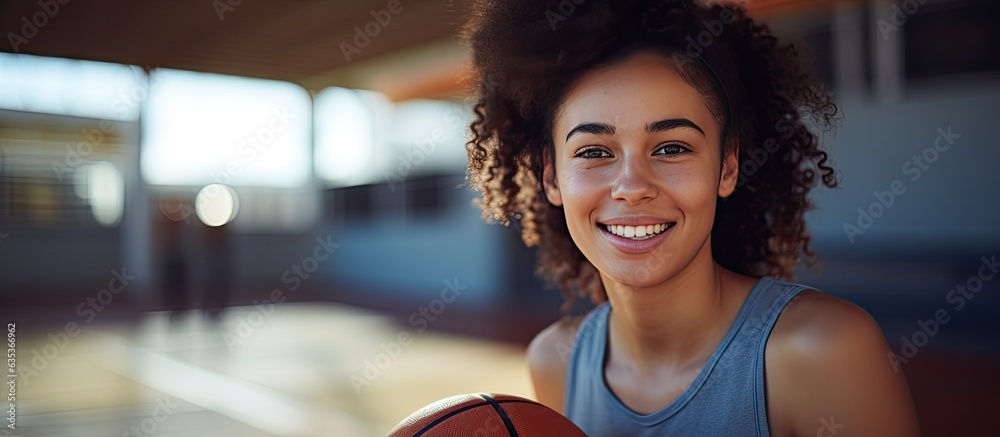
(598, 222, 675, 254)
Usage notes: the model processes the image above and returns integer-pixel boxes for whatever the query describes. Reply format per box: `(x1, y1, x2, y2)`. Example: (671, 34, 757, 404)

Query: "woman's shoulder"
(526, 314, 588, 414)
(767, 287, 883, 360)
(764, 287, 921, 436)
(527, 314, 586, 376)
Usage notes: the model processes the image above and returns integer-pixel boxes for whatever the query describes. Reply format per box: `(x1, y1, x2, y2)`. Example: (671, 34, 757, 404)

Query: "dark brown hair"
(463, 0, 838, 310)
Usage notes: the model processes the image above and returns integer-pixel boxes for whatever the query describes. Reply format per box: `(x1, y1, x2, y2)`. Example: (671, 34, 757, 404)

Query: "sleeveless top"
(564, 276, 811, 436)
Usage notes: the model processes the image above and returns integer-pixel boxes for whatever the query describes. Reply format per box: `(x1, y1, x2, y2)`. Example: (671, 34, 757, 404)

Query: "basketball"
(387, 393, 587, 436)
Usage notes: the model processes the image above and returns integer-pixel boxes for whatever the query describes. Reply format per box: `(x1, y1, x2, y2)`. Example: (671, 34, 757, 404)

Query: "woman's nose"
(609, 154, 658, 204)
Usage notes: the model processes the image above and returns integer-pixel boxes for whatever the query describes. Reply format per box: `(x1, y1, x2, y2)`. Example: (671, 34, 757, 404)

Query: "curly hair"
(463, 0, 839, 310)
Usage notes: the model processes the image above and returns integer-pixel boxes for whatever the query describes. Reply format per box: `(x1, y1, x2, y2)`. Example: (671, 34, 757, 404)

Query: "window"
(142, 69, 312, 188)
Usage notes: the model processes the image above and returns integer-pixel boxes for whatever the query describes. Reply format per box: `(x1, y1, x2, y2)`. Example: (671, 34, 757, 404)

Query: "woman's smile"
(598, 220, 676, 254)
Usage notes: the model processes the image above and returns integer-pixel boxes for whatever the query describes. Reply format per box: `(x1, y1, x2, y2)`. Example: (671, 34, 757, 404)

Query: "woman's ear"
(542, 149, 563, 206)
(718, 140, 739, 198)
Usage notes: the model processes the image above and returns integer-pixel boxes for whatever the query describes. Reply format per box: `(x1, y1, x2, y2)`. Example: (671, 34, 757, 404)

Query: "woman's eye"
(575, 148, 611, 159)
(654, 143, 689, 156)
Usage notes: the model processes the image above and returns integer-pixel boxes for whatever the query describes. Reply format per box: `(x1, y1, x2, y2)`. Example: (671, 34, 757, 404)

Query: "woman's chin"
(602, 271, 668, 291)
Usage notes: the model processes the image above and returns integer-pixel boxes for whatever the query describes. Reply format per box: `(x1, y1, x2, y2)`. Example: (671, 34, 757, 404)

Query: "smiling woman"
(545, 53, 729, 288)
(463, 0, 921, 436)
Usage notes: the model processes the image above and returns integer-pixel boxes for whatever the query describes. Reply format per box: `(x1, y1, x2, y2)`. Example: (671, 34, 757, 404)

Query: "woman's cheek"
(558, 175, 602, 240)
(658, 167, 717, 212)
(561, 171, 603, 203)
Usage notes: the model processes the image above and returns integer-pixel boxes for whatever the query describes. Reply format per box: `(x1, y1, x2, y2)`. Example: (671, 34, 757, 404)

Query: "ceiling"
(1, 0, 473, 99)
(0, 0, 838, 101)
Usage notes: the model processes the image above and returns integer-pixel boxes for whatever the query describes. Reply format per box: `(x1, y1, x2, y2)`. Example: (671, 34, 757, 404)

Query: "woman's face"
(544, 52, 738, 288)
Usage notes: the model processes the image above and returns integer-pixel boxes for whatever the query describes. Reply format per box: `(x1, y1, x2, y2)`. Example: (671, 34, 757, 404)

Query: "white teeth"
(602, 222, 673, 240)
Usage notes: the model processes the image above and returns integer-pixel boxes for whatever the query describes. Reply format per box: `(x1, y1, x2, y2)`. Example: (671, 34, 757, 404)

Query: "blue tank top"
(564, 276, 811, 436)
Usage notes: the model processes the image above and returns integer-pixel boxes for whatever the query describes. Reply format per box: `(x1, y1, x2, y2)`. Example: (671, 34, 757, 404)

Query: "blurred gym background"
(0, 0, 997, 435)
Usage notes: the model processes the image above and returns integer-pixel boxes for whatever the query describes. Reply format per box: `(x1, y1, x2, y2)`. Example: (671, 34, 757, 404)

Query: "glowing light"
(195, 184, 239, 227)
(80, 161, 124, 227)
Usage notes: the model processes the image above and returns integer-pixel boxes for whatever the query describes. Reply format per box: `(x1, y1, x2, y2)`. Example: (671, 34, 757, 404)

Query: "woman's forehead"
(554, 53, 720, 138)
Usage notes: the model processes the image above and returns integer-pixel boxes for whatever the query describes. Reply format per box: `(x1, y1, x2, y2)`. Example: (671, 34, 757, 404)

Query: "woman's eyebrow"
(565, 122, 615, 141)
(565, 118, 705, 142)
(645, 118, 706, 137)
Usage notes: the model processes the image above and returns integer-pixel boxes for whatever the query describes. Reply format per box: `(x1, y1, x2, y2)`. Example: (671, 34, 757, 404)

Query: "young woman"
(463, 0, 920, 435)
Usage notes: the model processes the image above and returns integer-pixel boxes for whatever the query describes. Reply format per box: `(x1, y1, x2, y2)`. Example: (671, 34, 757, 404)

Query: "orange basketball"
(387, 393, 587, 437)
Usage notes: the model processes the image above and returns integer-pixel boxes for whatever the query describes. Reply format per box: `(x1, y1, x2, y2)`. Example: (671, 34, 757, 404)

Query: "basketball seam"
(407, 398, 545, 436)
(411, 402, 490, 437)
(478, 393, 520, 437)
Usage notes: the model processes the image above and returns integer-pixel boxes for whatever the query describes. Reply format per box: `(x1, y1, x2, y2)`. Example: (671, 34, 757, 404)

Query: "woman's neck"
(602, 241, 753, 375)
